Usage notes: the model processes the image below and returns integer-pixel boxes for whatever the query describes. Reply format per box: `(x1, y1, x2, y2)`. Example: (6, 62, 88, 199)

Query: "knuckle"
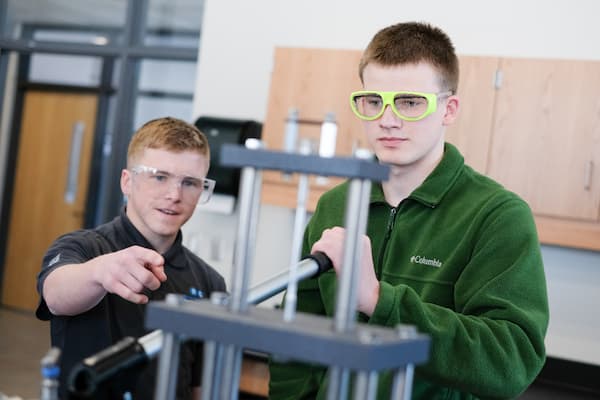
(104, 276, 118, 291)
(142, 272, 159, 288)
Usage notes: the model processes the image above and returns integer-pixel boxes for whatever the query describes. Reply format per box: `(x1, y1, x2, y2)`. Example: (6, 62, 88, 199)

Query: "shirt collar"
(118, 207, 187, 269)
(370, 142, 464, 208)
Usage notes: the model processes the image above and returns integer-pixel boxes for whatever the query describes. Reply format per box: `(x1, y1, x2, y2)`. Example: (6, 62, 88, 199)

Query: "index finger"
(128, 245, 165, 267)
(146, 264, 167, 282)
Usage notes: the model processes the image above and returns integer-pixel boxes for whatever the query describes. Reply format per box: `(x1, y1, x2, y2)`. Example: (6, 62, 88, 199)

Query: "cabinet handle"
(64, 121, 85, 204)
(584, 160, 594, 191)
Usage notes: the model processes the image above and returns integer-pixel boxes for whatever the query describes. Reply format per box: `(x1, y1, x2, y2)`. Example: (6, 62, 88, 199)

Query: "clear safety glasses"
(350, 90, 453, 121)
(130, 165, 216, 205)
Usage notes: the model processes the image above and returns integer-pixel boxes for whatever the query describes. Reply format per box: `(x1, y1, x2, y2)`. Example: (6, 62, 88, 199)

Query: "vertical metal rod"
(327, 179, 371, 399)
(354, 371, 369, 400)
(333, 150, 373, 332)
(353, 369, 379, 400)
(332, 179, 364, 332)
(223, 167, 261, 397)
(0, 49, 12, 218)
(0, 51, 9, 142)
(154, 294, 182, 400)
(390, 364, 414, 400)
(225, 348, 243, 400)
(328, 149, 373, 399)
(218, 345, 243, 400)
(366, 370, 379, 400)
(326, 367, 350, 400)
(244, 154, 263, 311)
(219, 347, 234, 399)
(403, 364, 415, 399)
(283, 172, 308, 321)
(390, 369, 405, 400)
(211, 344, 224, 397)
(100, 0, 147, 222)
(326, 179, 363, 400)
(229, 167, 256, 312)
(203, 343, 225, 400)
(222, 139, 263, 398)
(201, 292, 229, 400)
(283, 140, 311, 321)
(390, 324, 418, 399)
(229, 139, 262, 313)
(200, 341, 217, 400)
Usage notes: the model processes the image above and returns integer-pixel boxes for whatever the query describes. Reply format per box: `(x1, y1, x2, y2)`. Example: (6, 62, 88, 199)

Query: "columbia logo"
(410, 255, 442, 268)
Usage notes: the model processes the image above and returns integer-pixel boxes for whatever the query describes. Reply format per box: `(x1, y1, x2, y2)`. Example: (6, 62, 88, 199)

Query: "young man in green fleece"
(269, 21, 549, 399)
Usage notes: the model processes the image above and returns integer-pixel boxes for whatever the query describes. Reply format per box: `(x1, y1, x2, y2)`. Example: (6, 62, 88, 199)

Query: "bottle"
(318, 112, 337, 158)
(282, 108, 300, 180)
(40, 348, 61, 400)
(316, 112, 338, 185)
(283, 108, 299, 153)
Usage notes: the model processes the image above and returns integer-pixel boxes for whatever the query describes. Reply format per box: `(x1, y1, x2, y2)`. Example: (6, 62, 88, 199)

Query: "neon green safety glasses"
(350, 90, 452, 121)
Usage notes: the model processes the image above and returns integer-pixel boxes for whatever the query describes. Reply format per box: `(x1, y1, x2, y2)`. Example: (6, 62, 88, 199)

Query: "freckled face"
(121, 148, 208, 248)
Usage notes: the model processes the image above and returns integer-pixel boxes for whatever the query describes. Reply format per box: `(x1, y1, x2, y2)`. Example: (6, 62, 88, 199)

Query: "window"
(0, 0, 205, 226)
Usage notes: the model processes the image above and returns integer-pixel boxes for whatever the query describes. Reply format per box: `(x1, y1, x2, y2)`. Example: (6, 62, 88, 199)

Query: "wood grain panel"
(260, 47, 364, 211)
(2, 90, 98, 311)
(259, 48, 600, 250)
(536, 215, 600, 251)
(240, 357, 269, 396)
(446, 56, 500, 174)
(487, 58, 600, 221)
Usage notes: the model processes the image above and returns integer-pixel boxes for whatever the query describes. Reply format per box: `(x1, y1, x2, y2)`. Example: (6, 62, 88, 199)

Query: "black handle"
(68, 337, 147, 397)
(303, 251, 333, 277)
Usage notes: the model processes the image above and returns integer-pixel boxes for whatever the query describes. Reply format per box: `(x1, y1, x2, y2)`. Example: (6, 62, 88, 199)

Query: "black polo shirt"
(36, 209, 226, 400)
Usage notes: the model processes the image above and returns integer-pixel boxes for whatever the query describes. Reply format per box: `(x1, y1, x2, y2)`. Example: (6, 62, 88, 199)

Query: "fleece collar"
(369, 142, 465, 208)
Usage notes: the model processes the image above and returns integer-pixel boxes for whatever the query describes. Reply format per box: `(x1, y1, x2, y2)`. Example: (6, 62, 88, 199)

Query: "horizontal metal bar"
(146, 300, 429, 371)
(247, 257, 319, 305)
(0, 39, 197, 60)
(220, 144, 390, 181)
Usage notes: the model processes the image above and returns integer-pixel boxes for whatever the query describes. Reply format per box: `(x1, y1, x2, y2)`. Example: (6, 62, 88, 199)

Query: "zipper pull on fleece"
(386, 207, 398, 233)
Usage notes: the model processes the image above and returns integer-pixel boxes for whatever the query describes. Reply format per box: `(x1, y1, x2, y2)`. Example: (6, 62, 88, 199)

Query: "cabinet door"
(2, 90, 97, 311)
(446, 56, 499, 174)
(487, 58, 600, 221)
(262, 47, 363, 154)
(260, 47, 363, 211)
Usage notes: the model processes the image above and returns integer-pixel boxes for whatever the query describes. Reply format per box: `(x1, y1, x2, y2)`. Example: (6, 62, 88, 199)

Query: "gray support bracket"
(220, 144, 390, 181)
(146, 299, 429, 371)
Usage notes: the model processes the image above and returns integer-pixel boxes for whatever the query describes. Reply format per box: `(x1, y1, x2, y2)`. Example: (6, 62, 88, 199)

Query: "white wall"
(188, 0, 600, 364)
(193, 0, 600, 120)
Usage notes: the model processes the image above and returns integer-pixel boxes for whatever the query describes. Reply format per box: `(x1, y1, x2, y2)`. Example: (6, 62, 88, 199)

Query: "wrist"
(361, 280, 380, 317)
(89, 256, 107, 292)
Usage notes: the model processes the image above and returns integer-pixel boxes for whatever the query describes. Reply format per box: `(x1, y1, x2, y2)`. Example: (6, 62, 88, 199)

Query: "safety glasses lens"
(352, 93, 384, 118)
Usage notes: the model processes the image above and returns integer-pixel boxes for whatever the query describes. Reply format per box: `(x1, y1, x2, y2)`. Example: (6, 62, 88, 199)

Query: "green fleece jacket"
(269, 143, 549, 399)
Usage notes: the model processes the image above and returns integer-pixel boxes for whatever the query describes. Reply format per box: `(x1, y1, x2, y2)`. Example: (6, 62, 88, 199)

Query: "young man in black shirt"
(36, 117, 226, 399)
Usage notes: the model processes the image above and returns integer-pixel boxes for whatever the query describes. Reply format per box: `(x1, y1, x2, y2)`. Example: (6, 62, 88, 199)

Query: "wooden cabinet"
(260, 47, 600, 251)
(445, 56, 499, 174)
(487, 57, 600, 249)
(488, 58, 600, 221)
(260, 47, 363, 209)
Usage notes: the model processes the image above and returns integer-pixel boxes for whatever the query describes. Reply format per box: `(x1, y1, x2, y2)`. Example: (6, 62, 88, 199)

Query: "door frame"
(1, 89, 100, 310)
(0, 10, 202, 297)
(0, 50, 111, 300)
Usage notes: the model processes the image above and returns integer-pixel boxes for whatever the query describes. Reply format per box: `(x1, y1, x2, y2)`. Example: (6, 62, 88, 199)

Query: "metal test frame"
(145, 141, 431, 400)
